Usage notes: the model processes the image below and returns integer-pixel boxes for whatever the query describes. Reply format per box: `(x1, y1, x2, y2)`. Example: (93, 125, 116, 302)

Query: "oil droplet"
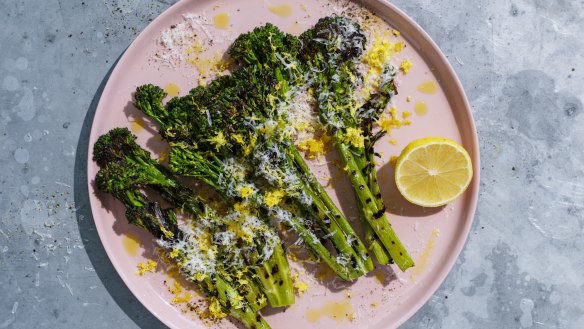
(268, 4, 293, 18)
(158, 147, 170, 163)
(131, 117, 146, 133)
(166, 271, 200, 299)
(123, 234, 140, 257)
(166, 267, 184, 282)
(417, 80, 438, 94)
(414, 101, 428, 116)
(164, 83, 180, 97)
(213, 12, 230, 29)
(187, 52, 227, 76)
(409, 228, 440, 283)
(306, 298, 355, 322)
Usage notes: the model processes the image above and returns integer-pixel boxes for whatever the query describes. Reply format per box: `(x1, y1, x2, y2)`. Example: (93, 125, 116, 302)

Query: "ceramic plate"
(87, 0, 480, 328)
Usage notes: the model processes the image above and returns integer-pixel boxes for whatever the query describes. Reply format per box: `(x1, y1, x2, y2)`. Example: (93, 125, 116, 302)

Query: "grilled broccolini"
(299, 16, 414, 270)
(94, 128, 292, 316)
(135, 23, 373, 280)
(94, 166, 271, 328)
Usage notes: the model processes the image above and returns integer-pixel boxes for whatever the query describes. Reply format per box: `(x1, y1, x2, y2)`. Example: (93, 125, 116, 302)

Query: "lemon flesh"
(395, 137, 473, 207)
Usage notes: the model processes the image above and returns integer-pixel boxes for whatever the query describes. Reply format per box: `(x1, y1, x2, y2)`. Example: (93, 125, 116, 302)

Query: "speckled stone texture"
(0, 0, 582, 328)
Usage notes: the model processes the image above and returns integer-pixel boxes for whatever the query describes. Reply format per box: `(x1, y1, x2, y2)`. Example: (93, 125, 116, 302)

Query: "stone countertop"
(1, 1, 582, 328)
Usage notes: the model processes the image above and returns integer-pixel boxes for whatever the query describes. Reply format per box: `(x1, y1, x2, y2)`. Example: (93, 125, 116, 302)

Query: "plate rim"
(86, 1, 481, 328)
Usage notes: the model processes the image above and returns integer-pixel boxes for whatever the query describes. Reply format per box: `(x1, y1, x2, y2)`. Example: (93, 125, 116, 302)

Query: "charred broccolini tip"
(134, 84, 167, 127)
(299, 16, 366, 63)
(229, 23, 301, 67)
(93, 127, 150, 167)
(93, 127, 204, 214)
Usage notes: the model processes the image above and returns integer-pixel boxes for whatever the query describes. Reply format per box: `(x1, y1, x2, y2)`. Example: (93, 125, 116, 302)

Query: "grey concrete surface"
(1, 0, 582, 328)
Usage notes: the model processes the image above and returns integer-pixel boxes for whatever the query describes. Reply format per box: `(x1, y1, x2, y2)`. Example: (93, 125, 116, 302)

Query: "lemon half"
(395, 137, 473, 207)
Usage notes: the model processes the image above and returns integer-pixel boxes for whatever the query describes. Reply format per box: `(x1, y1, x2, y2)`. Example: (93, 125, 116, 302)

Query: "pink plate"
(87, 0, 480, 328)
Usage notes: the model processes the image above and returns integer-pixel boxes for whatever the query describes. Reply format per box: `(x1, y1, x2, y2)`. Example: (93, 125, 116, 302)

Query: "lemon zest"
(343, 127, 365, 148)
(363, 37, 394, 75)
(209, 299, 228, 319)
(291, 271, 309, 295)
(169, 248, 179, 259)
(239, 186, 254, 198)
(393, 41, 405, 52)
(136, 260, 157, 275)
(160, 226, 174, 239)
(169, 280, 182, 295)
(172, 291, 193, 304)
(243, 134, 257, 156)
(297, 138, 326, 159)
(256, 295, 267, 306)
(232, 133, 245, 145)
(264, 189, 286, 208)
(209, 131, 228, 151)
(233, 202, 249, 214)
(400, 59, 413, 75)
(194, 272, 207, 282)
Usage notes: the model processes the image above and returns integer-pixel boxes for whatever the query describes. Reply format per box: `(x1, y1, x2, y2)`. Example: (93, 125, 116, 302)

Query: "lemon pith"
(395, 137, 473, 207)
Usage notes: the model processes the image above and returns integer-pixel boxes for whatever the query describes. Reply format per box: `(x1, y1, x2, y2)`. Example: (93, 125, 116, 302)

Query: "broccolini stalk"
(149, 94, 372, 279)
(168, 143, 366, 280)
(299, 17, 414, 271)
(229, 24, 372, 276)
(93, 128, 292, 308)
(345, 67, 399, 265)
(94, 171, 270, 328)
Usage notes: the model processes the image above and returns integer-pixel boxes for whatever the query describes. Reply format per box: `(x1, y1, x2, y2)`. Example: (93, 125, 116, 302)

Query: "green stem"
(294, 179, 368, 279)
(271, 207, 356, 281)
(358, 197, 392, 265)
(169, 147, 298, 300)
(351, 137, 392, 265)
(335, 137, 414, 271)
(213, 275, 271, 329)
(255, 243, 295, 307)
(240, 271, 269, 311)
(288, 145, 373, 273)
(361, 149, 392, 265)
(350, 148, 390, 264)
